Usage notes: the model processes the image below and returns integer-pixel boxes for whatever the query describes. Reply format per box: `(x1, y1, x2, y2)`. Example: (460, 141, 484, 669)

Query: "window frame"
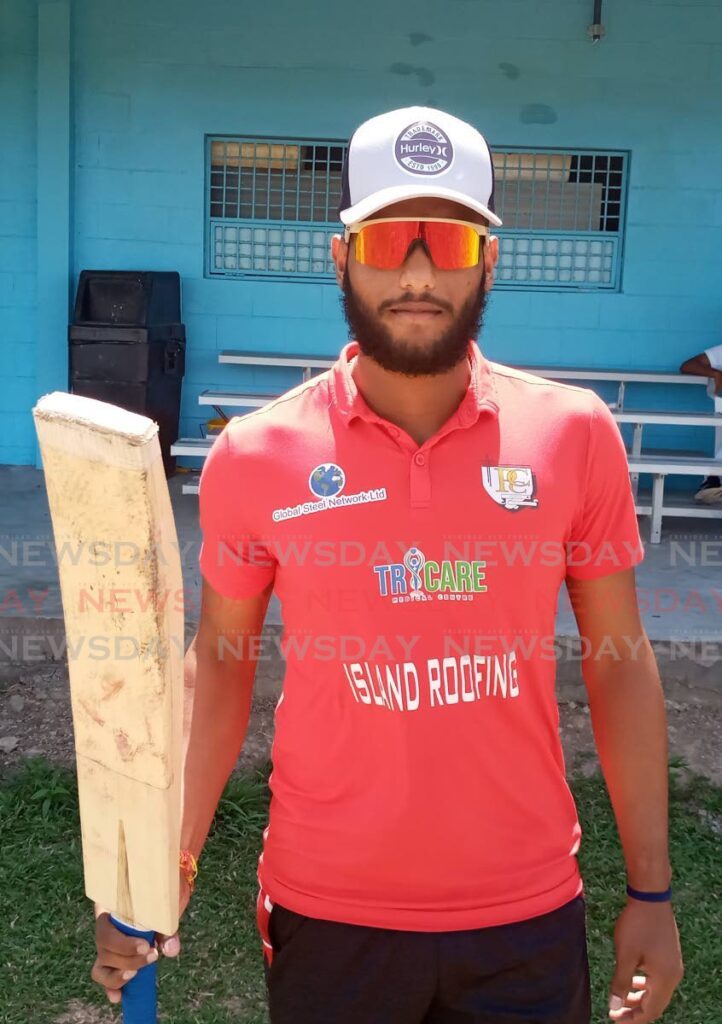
(204, 134, 630, 292)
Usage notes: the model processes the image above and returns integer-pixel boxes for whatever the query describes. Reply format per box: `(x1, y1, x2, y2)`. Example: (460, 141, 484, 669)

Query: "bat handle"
(110, 915, 157, 1024)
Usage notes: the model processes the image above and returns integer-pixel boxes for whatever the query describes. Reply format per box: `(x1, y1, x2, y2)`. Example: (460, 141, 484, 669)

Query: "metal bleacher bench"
(172, 352, 721, 541)
(630, 456, 722, 544)
(195, 359, 715, 416)
(616, 409, 722, 496)
(522, 366, 715, 410)
(218, 350, 332, 378)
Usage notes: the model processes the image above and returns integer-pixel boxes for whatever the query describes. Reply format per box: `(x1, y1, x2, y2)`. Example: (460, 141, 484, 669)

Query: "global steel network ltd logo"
(272, 463, 387, 522)
(309, 463, 345, 498)
(394, 121, 454, 176)
(373, 546, 487, 604)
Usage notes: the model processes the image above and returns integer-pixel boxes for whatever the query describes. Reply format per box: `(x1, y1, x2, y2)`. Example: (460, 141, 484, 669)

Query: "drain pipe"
(588, 0, 605, 43)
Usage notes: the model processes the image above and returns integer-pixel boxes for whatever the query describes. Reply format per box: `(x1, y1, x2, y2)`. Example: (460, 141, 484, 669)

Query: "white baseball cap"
(338, 106, 503, 227)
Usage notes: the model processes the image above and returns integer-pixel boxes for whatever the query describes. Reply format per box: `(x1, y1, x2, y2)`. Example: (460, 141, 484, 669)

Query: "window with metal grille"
(207, 137, 344, 278)
(492, 150, 627, 288)
(206, 137, 628, 290)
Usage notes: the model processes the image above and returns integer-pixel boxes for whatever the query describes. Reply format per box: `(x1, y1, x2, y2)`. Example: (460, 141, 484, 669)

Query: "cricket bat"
(32, 392, 184, 1023)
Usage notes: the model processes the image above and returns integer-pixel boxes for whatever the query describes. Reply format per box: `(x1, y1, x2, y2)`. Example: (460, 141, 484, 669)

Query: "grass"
(0, 758, 719, 1024)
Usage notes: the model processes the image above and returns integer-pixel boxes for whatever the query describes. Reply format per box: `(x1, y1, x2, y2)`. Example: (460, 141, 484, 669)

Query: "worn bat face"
(33, 391, 183, 937)
(42, 441, 179, 789)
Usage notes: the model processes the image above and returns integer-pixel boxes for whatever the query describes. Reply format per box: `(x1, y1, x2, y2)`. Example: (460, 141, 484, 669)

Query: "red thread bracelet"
(179, 850, 198, 893)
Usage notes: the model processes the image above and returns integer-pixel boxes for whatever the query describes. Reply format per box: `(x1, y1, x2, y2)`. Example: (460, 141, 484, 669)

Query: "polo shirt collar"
(330, 339, 500, 429)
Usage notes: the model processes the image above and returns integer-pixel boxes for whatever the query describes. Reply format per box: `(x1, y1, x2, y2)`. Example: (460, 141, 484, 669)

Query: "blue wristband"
(626, 883, 672, 903)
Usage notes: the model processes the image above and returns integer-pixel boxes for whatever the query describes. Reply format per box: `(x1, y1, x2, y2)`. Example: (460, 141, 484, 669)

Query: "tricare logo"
(373, 546, 487, 604)
(394, 121, 454, 176)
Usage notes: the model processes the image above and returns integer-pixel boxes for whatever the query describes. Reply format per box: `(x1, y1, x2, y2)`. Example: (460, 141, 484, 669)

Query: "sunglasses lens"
(353, 221, 481, 270)
(354, 222, 419, 269)
(423, 222, 480, 270)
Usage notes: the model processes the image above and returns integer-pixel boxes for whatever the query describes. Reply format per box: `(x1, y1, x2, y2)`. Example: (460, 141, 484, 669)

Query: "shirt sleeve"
(198, 427, 277, 599)
(565, 395, 645, 580)
(704, 343, 722, 370)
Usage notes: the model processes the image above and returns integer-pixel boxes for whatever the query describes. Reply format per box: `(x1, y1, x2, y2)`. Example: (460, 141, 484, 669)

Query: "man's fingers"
(91, 910, 161, 1003)
(609, 976, 676, 1024)
(609, 994, 646, 1022)
(96, 912, 155, 958)
(609, 994, 661, 1023)
(155, 930, 181, 957)
(94, 946, 159, 971)
(609, 955, 638, 1017)
(609, 973, 647, 1020)
(92, 913, 181, 1009)
(91, 961, 138, 992)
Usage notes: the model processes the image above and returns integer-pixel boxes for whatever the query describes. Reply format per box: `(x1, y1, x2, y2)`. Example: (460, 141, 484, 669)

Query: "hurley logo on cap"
(394, 121, 454, 176)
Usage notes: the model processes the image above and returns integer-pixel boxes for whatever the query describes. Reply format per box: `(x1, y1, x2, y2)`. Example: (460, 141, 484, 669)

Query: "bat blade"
(33, 392, 184, 1021)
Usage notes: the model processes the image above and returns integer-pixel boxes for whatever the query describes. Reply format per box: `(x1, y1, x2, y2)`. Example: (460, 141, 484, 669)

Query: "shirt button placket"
(410, 450, 431, 507)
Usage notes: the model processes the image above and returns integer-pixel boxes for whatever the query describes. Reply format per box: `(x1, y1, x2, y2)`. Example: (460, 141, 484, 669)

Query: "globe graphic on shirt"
(309, 463, 346, 498)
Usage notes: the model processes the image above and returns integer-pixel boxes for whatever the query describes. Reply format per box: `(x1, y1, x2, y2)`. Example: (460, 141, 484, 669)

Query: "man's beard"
(341, 268, 488, 377)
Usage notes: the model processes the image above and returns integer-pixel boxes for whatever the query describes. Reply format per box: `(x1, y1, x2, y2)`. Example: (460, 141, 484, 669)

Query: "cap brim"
(339, 184, 503, 228)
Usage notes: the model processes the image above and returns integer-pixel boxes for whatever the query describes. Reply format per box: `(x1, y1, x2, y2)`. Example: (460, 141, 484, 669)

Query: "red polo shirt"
(198, 339, 644, 931)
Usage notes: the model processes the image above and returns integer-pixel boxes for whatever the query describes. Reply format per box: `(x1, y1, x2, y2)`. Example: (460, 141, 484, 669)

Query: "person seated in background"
(680, 345, 722, 504)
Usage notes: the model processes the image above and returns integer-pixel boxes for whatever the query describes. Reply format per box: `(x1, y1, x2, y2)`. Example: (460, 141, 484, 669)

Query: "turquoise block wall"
(2, 0, 722, 464)
(0, 0, 38, 464)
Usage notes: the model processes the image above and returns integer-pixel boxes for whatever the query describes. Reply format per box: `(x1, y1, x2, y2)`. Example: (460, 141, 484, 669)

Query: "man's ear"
(331, 234, 348, 288)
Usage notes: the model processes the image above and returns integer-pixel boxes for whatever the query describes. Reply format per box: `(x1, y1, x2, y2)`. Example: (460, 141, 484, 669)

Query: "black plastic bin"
(69, 271, 186, 476)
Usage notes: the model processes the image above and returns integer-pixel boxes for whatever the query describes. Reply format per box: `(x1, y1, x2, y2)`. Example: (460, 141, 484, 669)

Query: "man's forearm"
(680, 358, 722, 392)
(180, 635, 257, 860)
(584, 639, 672, 890)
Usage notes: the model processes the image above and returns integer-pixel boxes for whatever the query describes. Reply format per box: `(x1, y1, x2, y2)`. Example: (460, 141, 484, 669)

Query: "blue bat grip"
(110, 915, 157, 1024)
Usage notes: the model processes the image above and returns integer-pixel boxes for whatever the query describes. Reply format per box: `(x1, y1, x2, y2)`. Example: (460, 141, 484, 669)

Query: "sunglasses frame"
(344, 216, 490, 240)
(343, 216, 490, 270)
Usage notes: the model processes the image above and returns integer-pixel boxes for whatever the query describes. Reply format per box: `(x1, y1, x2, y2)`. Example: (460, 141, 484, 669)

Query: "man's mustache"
(378, 296, 453, 314)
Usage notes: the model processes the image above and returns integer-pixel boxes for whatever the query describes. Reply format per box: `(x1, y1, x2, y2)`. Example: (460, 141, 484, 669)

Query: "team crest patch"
(481, 466, 538, 511)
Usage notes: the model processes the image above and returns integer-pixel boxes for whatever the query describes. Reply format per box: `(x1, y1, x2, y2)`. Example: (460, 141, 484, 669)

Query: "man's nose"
(398, 240, 437, 291)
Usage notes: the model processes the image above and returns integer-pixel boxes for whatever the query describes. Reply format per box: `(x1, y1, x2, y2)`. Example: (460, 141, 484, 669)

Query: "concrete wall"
(2, 0, 722, 464)
(0, 0, 38, 464)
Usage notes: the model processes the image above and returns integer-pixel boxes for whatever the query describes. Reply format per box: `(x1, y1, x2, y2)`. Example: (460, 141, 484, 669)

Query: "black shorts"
(261, 894, 591, 1023)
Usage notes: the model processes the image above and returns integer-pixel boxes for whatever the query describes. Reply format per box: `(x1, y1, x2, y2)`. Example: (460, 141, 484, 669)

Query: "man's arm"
(679, 352, 722, 394)
(181, 577, 274, 862)
(566, 567, 683, 1023)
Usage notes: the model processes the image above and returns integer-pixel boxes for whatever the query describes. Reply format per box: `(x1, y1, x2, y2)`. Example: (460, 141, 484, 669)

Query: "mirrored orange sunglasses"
(344, 217, 489, 271)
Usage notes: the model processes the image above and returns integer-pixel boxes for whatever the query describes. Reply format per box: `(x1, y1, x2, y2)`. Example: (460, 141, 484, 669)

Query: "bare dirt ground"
(0, 656, 719, 785)
(53, 1001, 114, 1024)
(0, 658, 274, 776)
